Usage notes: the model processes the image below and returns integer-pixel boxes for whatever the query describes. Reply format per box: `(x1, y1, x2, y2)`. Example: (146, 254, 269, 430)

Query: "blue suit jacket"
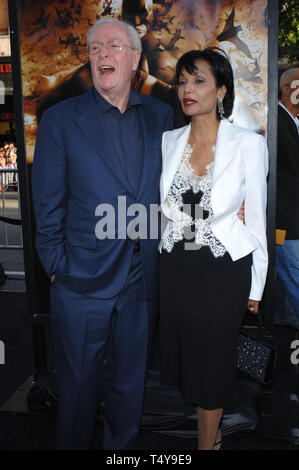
(32, 87, 173, 299)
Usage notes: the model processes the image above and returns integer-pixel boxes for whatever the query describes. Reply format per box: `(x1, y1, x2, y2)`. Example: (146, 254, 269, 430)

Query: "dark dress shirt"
(93, 86, 144, 197)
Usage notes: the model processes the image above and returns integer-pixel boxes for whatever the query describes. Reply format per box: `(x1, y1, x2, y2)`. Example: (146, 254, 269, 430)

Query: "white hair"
(86, 17, 142, 53)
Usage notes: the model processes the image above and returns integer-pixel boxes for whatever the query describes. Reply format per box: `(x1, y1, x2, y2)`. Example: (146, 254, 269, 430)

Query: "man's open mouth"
(99, 65, 115, 75)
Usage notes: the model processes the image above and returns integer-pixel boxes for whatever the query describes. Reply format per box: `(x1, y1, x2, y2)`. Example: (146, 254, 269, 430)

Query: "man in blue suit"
(32, 17, 173, 450)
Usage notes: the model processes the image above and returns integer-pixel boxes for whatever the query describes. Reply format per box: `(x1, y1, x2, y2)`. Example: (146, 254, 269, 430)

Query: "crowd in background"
(0, 141, 18, 190)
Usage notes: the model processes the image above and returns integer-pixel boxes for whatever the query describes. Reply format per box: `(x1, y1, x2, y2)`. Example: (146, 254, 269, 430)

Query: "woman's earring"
(217, 98, 225, 119)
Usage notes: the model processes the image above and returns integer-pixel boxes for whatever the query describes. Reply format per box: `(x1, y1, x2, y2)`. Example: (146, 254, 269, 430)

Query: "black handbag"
(237, 312, 277, 385)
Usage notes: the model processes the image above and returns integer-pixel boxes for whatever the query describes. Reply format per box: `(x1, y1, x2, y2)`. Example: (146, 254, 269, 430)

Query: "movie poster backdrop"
(18, 0, 269, 164)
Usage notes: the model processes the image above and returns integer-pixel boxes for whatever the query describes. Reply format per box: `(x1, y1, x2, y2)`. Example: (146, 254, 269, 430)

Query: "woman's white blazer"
(159, 119, 269, 301)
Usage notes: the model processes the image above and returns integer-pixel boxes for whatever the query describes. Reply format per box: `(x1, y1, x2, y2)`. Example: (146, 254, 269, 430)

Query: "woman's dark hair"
(176, 47, 235, 120)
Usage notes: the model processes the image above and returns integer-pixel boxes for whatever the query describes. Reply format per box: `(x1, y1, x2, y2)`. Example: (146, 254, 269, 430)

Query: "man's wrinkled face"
(89, 23, 140, 99)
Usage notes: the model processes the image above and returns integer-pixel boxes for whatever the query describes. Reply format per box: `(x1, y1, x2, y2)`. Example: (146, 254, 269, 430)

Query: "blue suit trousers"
(275, 240, 299, 324)
(50, 250, 154, 449)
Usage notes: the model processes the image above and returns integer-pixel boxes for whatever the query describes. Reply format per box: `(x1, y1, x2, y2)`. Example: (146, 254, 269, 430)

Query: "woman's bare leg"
(196, 407, 223, 450)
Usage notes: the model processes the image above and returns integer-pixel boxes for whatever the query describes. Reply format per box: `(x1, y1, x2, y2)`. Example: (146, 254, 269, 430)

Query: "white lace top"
(161, 143, 226, 257)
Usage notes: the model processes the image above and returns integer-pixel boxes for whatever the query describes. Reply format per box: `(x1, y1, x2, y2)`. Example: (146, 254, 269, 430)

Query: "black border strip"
(263, 0, 278, 331)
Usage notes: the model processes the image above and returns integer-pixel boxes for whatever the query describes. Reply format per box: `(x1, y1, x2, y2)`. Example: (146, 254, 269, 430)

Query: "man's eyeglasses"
(88, 40, 135, 56)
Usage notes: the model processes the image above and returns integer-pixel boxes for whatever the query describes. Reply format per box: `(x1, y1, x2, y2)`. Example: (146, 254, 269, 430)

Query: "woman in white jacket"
(158, 48, 268, 450)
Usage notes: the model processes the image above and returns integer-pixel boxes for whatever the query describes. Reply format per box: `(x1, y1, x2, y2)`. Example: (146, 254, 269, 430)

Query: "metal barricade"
(0, 168, 22, 248)
(0, 168, 24, 283)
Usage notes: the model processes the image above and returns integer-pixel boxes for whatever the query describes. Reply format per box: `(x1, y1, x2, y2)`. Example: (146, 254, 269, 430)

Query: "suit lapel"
(161, 124, 191, 204)
(74, 89, 132, 193)
(212, 119, 240, 186)
(279, 105, 299, 148)
(136, 99, 163, 200)
(161, 120, 240, 203)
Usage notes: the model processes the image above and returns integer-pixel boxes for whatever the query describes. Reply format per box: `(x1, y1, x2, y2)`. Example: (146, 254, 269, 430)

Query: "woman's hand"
(247, 299, 259, 314)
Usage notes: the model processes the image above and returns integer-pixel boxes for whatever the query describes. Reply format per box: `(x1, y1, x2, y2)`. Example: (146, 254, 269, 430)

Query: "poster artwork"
(18, 0, 268, 163)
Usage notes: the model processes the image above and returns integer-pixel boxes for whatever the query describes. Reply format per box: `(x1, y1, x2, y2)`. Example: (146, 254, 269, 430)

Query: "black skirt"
(158, 191, 252, 410)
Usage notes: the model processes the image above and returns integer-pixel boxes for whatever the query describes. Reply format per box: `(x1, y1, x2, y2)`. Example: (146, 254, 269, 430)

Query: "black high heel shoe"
(214, 429, 222, 450)
(214, 439, 222, 450)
